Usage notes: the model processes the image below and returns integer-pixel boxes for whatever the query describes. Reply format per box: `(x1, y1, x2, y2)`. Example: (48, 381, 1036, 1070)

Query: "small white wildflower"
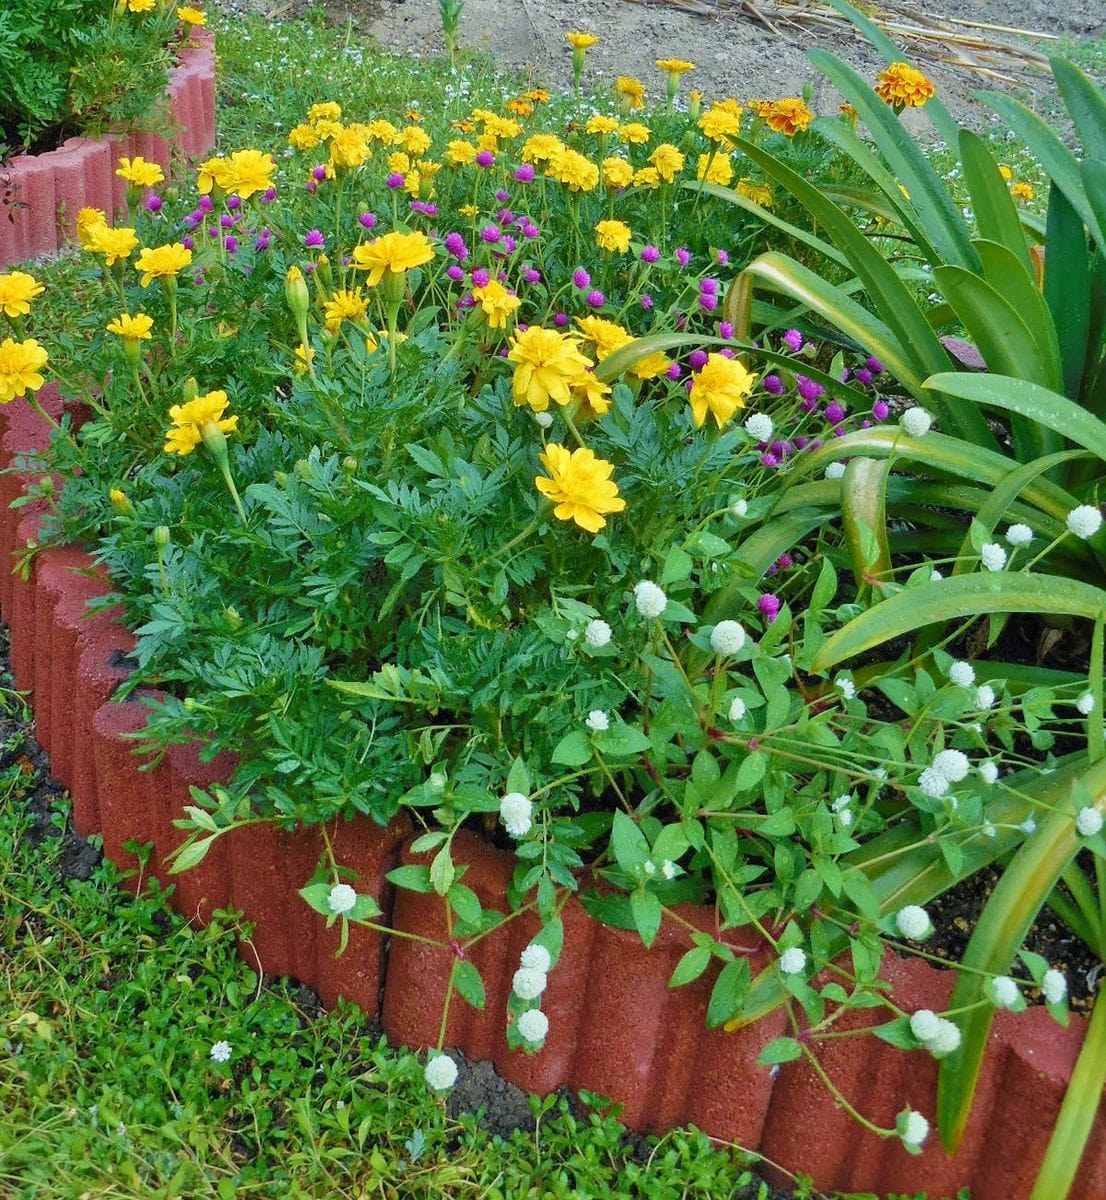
(1020, 817, 1037, 835)
(710, 620, 746, 656)
(744, 413, 774, 442)
(991, 976, 1020, 1008)
(978, 761, 999, 785)
(918, 767, 950, 799)
(927, 1018, 962, 1058)
(327, 884, 358, 916)
(838, 809, 854, 828)
(1066, 504, 1103, 540)
(424, 1053, 458, 1091)
(778, 947, 807, 975)
(728, 696, 747, 721)
(832, 793, 852, 813)
(1042, 969, 1068, 1004)
(836, 674, 856, 700)
(1076, 806, 1104, 837)
(634, 580, 667, 618)
(499, 792, 533, 839)
(584, 618, 612, 649)
(948, 661, 975, 688)
(909, 1009, 941, 1042)
(516, 1008, 549, 1043)
(1077, 692, 1096, 716)
(933, 749, 970, 783)
(975, 685, 996, 710)
(1005, 524, 1033, 547)
(209, 1040, 232, 1064)
(896, 905, 933, 941)
(512, 967, 548, 1000)
(900, 1110, 930, 1149)
(980, 542, 1007, 572)
(930, 567, 943, 581)
(731, 498, 748, 517)
(824, 461, 847, 480)
(900, 407, 933, 438)
(662, 859, 678, 880)
(534, 410, 554, 429)
(585, 709, 609, 733)
(520, 944, 552, 973)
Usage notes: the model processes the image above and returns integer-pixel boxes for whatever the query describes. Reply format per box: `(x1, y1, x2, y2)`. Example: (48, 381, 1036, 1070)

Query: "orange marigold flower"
(874, 62, 936, 109)
(764, 98, 815, 136)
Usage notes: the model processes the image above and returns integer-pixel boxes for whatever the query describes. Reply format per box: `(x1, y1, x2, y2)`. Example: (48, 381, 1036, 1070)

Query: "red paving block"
(9, 510, 45, 693)
(5, 154, 57, 260)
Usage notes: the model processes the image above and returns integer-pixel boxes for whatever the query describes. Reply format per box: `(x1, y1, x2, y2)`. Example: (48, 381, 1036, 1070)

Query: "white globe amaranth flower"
(932, 749, 970, 783)
(1066, 504, 1103, 540)
(948, 660, 975, 688)
(900, 1110, 930, 1149)
(327, 883, 358, 916)
(1077, 692, 1096, 716)
(778, 947, 807, 976)
(918, 767, 950, 799)
(1005, 523, 1033, 547)
(634, 580, 667, 619)
(519, 944, 552, 974)
(824, 461, 847, 480)
(980, 542, 1007, 572)
(209, 1040, 232, 1063)
(1076, 806, 1104, 837)
(516, 1008, 549, 1043)
(975, 685, 996, 710)
(710, 620, 746, 656)
(534, 410, 554, 429)
(499, 791, 533, 839)
(909, 1009, 941, 1042)
(836, 674, 856, 700)
(978, 761, 999, 785)
(896, 905, 933, 941)
(728, 696, 747, 721)
(900, 406, 933, 438)
(744, 412, 774, 442)
(731, 498, 748, 517)
(512, 966, 548, 1000)
(991, 976, 1020, 1009)
(424, 1053, 458, 1091)
(926, 1017, 962, 1058)
(1042, 968, 1068, 1005)
(585, 709, 609, 733)
(584, 618, 612, 649)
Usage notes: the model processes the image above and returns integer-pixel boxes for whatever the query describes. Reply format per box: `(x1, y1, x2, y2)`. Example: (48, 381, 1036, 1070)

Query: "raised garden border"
(0, 30, 217, 268)
(4, 387, 1105, 1199)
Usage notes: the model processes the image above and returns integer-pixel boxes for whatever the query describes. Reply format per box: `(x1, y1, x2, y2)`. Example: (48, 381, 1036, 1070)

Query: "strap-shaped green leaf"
(960, 129, 1033, 271)
(1051, 57, 1106, 167)
(1044, 184, 1092, 402)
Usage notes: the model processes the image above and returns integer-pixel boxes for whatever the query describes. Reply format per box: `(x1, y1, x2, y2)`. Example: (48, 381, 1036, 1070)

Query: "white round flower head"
(728, 696, 747, 721)
(731, 498, 748, 518)
(980, 542, 1007, 572)
(584, 618, 612, 649)
(1076, 806, 1104, 837)
(710, 620, 746, 656)
(512, 966, 548, 1001)
(519, 944, 552, 974)
(744, 413, 774, 442)
(824, 461, 847, 480)
(948, 660, 975, 688)
(1006, 523, 1033, 547)
(896, 905, 933, 941)
(832, 793, 852, 813)
(933, 749, 970, 783)
(836, 674, 856, 700)
(516, 1008, 549, 1043)
(909, 1009, 941, 1042)
(1077, 692, 1096, 716)
(778, 947, 807, 976)
(900, 406, 933, 438)
(975, 685, 996, 710)
(499, 791, 533, 839)
(1066, 504, 1103, 540)
(930, 567, 943, 581)
(927, 1017, 962, 1058)
(585, 709, 609, 733)
(991, 975, 1020, 1009)
(838, 808, 854, 828)
(424, 1053, 458, 1091)
(634, 580, 667, 619)
(978, 761, 999, 785)
(327, 883, 358, 916)
(1042, 968, 1068, 1004)
(662, 859, 678, 880)
(209, 1040, 232, 1063)
(1021, 817, 1037, 835)
(900, 1110, 930, 1149)
(918, 767, 950, 799)
(534, 410, 554, 429)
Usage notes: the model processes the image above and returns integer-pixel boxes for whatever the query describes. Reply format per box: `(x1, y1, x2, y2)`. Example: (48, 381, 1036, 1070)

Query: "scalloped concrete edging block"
(0, 30, 216, 268)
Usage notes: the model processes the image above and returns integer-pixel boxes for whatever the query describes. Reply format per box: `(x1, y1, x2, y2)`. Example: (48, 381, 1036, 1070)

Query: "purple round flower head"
(797, 376, 824, 403)
(719, 348, 735, 359)
(514, 163, 535, 183)
(387, 173, 405, 190)
(198, 195, 214, 213)
(304, 229, 325, 248)
(862, 418, 872, 429)
(699, 292, 718, 312)
(497, 347, 510, 358)
(182, 235, 195, 250)
(206, 225, 219, 238)
(854, 367, 873, 387)
(183, 211, 201, 229)
(761, 452, 778, 468)
(458, 294, 474, 309)
(700, 278, 719, 295)
(640, 294, 653, 310)
(770, 440, 792, 459)
(341, 255, 350, 266)
(521, 221, 540, 239)
(444, 231, 468, 259)
(717, 248, 730, 266)
(719, 321, 734, 339)
(765, 563, 778, 576)
(586, 289, 605, 309)
(446, 264, 465, 282)
(226, 194, 242, 211)
(496, 189, 510, 202)
(800, 396, 817, 413)
(261, 187, 278, 203)
(777, 553, 794, 569)
(666, 361, 682, 380)
(219, 213, 235, 229)
(254, 234, 271, 251)
(872, 399, 890, 421)
(783, 328, 803, 352)
(224, 235, 238, 253)
(517, 323, 529, 332)
(411, 201, 439, 216)
(145, 194, 163, 213)
(481, 225, 502, 243)
(809, 438, 823, 451)
(675, 247, 691, 267)
(305, 181, 317, 194)
(573, 268, 590, 289)
(840, 367, 850, 383)
(312, 165, 328, 182)
(553, 312, 569, 327)
(303, 261, 315, 274)
(497, 269, 508, 282)
(641, 245, 661, 263)
(497, 208, 515, 224)
(865, 356, 884, 373)
(523, 267, 541, 284)
(684, 379, 694, 394)
(502, 234, 517, 253)
(762, 374, 784, 395)
(825, 401, 846, 425)
(794, 435, 810, 449)
(676, 314, 687, 331)
(471, 267, 490, 288)
(689, 350, 709, 370)
(359, 211, 378, 229)
(758, 593, 782, 622)
(833, 425, 846, 437)
(475, 150, 495, 168)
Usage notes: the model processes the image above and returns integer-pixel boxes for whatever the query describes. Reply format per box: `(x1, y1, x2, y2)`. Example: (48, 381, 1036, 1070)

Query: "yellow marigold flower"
(288, 123, 322, 151)
(521, 133, 565, 164)
(998, 164, 1013, 180)
(76, 208, 107, 249)
(697, 153, 733, 186)
(737, 178, 772, 207)
(197, 156, 231, 195)
(406, 109, 424, 123)
(615, 77, 646, 110)
(840, 102, 858, 123)
(366, 119, 399, 143)
(874, 62, 935, 109)
(308, 102, 342, 123)
(221, 149, 277, 199)
(618, 122, 651, 145)
(0, 338, 48, 403)
(125, 0, 155, 11)
(294, 344, 316, 373)
(482, 114, 523, 140)
(688, 353, 755, 428)
(566, 31, 599, 50)
(585, 115, 620, 136)
(416, 159, 442, 182)
(1011, 181, 1034, 202)
(0, 272, 44, 319)
(450, 118, 476, 134)
(525, 88, 551, 104)
(459, 204, 479, 219)
(575, 316, 632, 361)
(699, 105, 742, 145)
(164, 390, 237, 457)
(476, 132, 500, 154)
(447, 140, 478, 166)
(329, 126, 373, 170)
(388, 151, 412, 175)
(656, 58, 695, 75)
(472, 280, 521, 330)
(506, 98, 534, 117)
(602, 157, 634, 189)
(312, 119, 343, 142)
(546, 147, 599, 192)
(177, 6, 206, 25)
(535, 443, 625, 533)
(323, 288, 368, 334)
(109, 488, 131, 514)
(508, 327, 594, 412)
(570, 368, 612, 418)
(116, 156, 165, 189)
(400, 126, 432, 156)
(648, 143, 685, 183)
(89, 225, 139, 266)
(135, 242, 192, 287)
(350, 231, 435, 288)
(747, 99, 772, 118)
(106, 312, 154, 341)
(634, 166, 661, 189)
(765, 98, 815, 136)
(594, 220, 632, 254)
(629, 350, 672, 381)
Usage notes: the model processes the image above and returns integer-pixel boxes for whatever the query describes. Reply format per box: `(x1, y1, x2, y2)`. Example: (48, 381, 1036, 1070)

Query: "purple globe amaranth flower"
(182, 211, 201, 229)
(521, 221, 540, 239)
(865, 355, 884, 373)
(675, 247, 691, 267)
(573, 268, 590, 289)
(481, 225, 502, 243)
(700, 278, 719, 295)
(800, 397, 818, 414)
(758, 593, 782, 621)
(719, 348, 736, 359)
(825, 401, 846, 425)
(762, 374, 784, 395)
(716, 248, 730, 265)
(809, 438, 824, 451)
(689, 350, 709, 370)
(471, 268, 490, 287)
(198, 195, 214, 213)
(770, 440, 792, 459)
(206, 225, 219, 238)
(777, 553, 794, 569)
(794, 435, 810, 449)
(699, 293, 719, 312)
(411, 201, 439, 216)
(458, 293, 474, 309)
(305, 181, 317, 194)
(523, 267, 541, 284)
(862, 418, 873, 429)
(497, 208, 515, 224)
(554, 312, 569, 327)
(446, 264, 465, 282)
(872, 399, 890, 421)
(359, 211, 378, 229)
(224, 235, 238, 252)
(586, 289, 606, 308)
(797, 375, 824, 403)
(719, 321, 734, 339)
(832, 425, 846, 437)
(502, 234, 517, 253)
(261, 186, 277, 203)
(761, 451, 779, 468)
(311, 165, 328, 182)
(783, 328, 803, 351)
(641, 245, 661, 263)
(840, 367, 850, 382)
(444, 232, 468, 259)
(182, 235, 195, 250)
(304, 229, 325, 248)
(219, 214, 235, 229)
(854, 367, 873, 387)
(475, 150, 495, 167)
(640, 294, 653, 310)
(514, 163, 535, 183)
(254, 234, 270, 251)
(666, 361, 682, 380)
(145, 194, 163, 213)
(495, 189, 510, 202)
(386, 173, 405, 189)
